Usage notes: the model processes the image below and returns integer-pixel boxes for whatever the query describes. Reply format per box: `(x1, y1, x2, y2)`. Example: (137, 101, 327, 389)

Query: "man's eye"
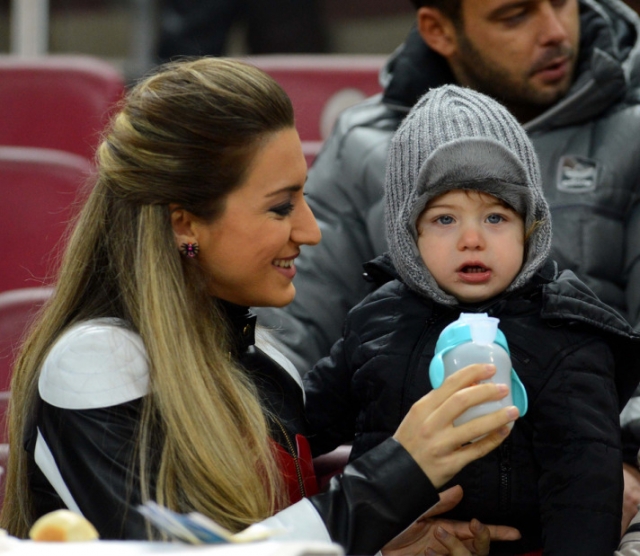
(270, 202, 294, 216)
(501, 9, 528, 26)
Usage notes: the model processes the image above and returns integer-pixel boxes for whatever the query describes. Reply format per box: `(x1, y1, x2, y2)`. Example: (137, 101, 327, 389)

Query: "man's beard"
(454, 32, 576, 122)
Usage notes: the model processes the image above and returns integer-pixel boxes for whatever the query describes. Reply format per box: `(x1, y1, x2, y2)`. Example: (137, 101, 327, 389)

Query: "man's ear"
(169, 203, 198, 248)
(416, 7, 459, 59)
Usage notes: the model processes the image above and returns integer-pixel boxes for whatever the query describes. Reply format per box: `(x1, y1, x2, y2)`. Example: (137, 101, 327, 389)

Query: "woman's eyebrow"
(265, 184, 303, 198)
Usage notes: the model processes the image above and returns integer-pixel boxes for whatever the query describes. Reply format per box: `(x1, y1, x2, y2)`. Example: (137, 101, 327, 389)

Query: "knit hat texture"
(385, 85, 552, 305)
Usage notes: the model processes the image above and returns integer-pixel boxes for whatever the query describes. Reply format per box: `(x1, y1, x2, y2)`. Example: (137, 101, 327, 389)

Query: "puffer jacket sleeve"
(622, 175, 640, 331)
(532, 335, 622, 555)
(302, 329, 361, 457)
(255, 100, 394, 375)
(620, 191, 640, 463)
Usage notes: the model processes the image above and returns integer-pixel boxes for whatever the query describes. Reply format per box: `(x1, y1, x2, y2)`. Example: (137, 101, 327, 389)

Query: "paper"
(137, 502, 283, 545)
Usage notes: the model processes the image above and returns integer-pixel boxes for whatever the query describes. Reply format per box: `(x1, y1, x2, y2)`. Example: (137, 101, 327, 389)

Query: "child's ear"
(416, 7, 459, 59)
(169, 203, 198, 249)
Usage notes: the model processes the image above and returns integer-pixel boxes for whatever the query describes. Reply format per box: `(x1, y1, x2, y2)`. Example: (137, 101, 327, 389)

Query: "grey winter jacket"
(258, 0, 640, 381)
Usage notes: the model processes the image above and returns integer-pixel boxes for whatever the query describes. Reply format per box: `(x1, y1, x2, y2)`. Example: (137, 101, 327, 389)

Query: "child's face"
(416, 190, 525, 304)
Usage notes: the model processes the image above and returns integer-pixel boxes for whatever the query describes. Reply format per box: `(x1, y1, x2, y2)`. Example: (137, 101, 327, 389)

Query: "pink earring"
(180, 242, 199, 258)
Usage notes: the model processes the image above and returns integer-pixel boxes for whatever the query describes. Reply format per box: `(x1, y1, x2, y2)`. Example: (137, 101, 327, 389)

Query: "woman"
(0, 58, 518, 555)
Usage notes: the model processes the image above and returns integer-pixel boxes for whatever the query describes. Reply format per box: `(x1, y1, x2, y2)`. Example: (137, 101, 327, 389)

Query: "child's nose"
(458, 225, 485, 250)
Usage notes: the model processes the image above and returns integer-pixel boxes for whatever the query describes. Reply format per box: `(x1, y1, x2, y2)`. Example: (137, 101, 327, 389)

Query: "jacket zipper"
(401, 313, 444, 415)
(499, 437, 512, 514)
(274, 418, 306, 499)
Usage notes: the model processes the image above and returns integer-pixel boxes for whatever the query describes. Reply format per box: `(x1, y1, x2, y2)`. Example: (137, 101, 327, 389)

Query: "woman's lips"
(273, 257, 296, 279)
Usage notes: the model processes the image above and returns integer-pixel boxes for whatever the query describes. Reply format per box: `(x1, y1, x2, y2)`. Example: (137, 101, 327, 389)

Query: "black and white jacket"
(25, 304, 437, 555)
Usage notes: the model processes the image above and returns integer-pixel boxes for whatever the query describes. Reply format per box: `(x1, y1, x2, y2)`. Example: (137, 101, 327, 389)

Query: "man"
(257, 0, 640, 530)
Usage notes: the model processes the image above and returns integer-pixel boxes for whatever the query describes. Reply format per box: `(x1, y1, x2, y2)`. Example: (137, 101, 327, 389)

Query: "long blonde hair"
(1, 58, 294, 538)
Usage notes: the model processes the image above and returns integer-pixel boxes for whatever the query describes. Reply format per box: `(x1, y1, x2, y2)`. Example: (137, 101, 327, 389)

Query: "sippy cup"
(429, 313, 527, 428)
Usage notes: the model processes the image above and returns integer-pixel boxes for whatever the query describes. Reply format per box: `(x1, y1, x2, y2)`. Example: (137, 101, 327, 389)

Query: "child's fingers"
(433, 526, 478, 556)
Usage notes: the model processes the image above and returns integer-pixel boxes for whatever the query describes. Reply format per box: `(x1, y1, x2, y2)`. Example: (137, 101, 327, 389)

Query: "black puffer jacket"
(304, 258, 640, 555)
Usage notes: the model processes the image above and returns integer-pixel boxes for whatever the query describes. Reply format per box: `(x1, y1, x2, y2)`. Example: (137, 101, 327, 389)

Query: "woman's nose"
(292, 199, 321, 246)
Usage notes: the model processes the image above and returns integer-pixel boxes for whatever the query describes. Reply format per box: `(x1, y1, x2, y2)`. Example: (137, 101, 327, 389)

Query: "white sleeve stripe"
(621, 395, 640, 426)
(255, 332, 305, 402)
(34, 428, 82, 515)
(247, 498, 332, 543)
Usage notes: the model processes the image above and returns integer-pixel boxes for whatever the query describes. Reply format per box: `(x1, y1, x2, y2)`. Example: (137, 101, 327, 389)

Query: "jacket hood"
(381, 0, 640, 132)
(385, 85, 552, 306)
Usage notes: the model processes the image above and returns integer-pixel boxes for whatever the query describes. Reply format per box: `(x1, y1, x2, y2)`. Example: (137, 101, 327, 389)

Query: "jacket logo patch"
(556, 156, 599, 193)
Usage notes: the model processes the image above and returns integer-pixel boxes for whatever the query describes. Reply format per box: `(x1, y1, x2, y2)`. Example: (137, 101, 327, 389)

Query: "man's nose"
(538, 1, 571, 45)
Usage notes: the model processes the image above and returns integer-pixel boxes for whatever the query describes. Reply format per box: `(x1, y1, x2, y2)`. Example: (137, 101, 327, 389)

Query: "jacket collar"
(381, 0, 639, 130)
(216, 300, 257, 354)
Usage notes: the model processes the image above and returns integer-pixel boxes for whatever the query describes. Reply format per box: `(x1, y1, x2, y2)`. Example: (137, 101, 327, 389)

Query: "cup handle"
(510, 368, 528, 416)
(429, 354, 445, 389)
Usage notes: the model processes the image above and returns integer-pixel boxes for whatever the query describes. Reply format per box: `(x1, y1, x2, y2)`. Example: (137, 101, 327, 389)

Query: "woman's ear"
(169, 203, 198, 249)
(417, 7, 459, 59)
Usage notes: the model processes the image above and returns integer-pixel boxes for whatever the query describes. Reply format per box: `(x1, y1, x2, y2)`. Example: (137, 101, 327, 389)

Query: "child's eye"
(487, 213, 505, 224)
(270, 201, 295, 217)
(436, 215, 454, 225)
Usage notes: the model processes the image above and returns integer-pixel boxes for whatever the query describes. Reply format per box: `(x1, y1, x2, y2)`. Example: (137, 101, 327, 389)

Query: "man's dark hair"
(409, 0, 462, 23)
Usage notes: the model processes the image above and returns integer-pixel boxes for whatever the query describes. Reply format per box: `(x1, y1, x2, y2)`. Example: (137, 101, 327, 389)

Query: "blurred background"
(2, 0, 639, 83)
(0, 0, 421, 82)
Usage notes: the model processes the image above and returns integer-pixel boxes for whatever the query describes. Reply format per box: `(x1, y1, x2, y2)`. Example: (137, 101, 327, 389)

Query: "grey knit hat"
(385, 85, 552, 305)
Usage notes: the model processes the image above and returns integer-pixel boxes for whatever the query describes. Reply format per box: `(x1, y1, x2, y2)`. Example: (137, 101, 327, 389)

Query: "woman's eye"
(487, 213, 505, 224)
(436, 215, 454, 225)
(270, 201, 295, 217)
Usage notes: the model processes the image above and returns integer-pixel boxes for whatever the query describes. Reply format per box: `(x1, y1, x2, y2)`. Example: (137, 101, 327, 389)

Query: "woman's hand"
(393, 363, 518, 489)
(382, 485, 521, 556)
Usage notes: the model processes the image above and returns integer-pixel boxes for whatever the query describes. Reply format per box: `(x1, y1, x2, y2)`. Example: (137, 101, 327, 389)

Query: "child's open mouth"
(457, 263, 492, 284)
(461, 265, 488, 274)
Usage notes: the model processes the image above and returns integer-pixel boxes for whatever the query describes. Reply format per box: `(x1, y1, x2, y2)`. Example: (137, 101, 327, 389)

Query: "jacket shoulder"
(345, 280, 429, 339)
(39, 318, 149, 410)
(542, 269, 639, 338)
(316, 95, 402, 170)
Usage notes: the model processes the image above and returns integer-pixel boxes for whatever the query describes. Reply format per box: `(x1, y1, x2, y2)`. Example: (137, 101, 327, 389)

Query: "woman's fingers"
(443, 405, 519, 452)
(418, 364, 497, 412)
(393, 362, 519, 489)
(423, 485, 465, 518)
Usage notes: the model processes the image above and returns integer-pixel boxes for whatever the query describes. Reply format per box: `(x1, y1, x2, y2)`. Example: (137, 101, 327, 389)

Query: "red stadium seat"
(0, 286, 53, 505)
(0, 287, 53, 394)
(0, 55, 125, 161)
(0, 146, 94, 292)
(245, 55, 385, 165)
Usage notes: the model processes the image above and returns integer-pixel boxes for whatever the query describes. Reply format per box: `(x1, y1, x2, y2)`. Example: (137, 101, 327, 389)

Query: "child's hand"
(393, 363, 519, 489)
